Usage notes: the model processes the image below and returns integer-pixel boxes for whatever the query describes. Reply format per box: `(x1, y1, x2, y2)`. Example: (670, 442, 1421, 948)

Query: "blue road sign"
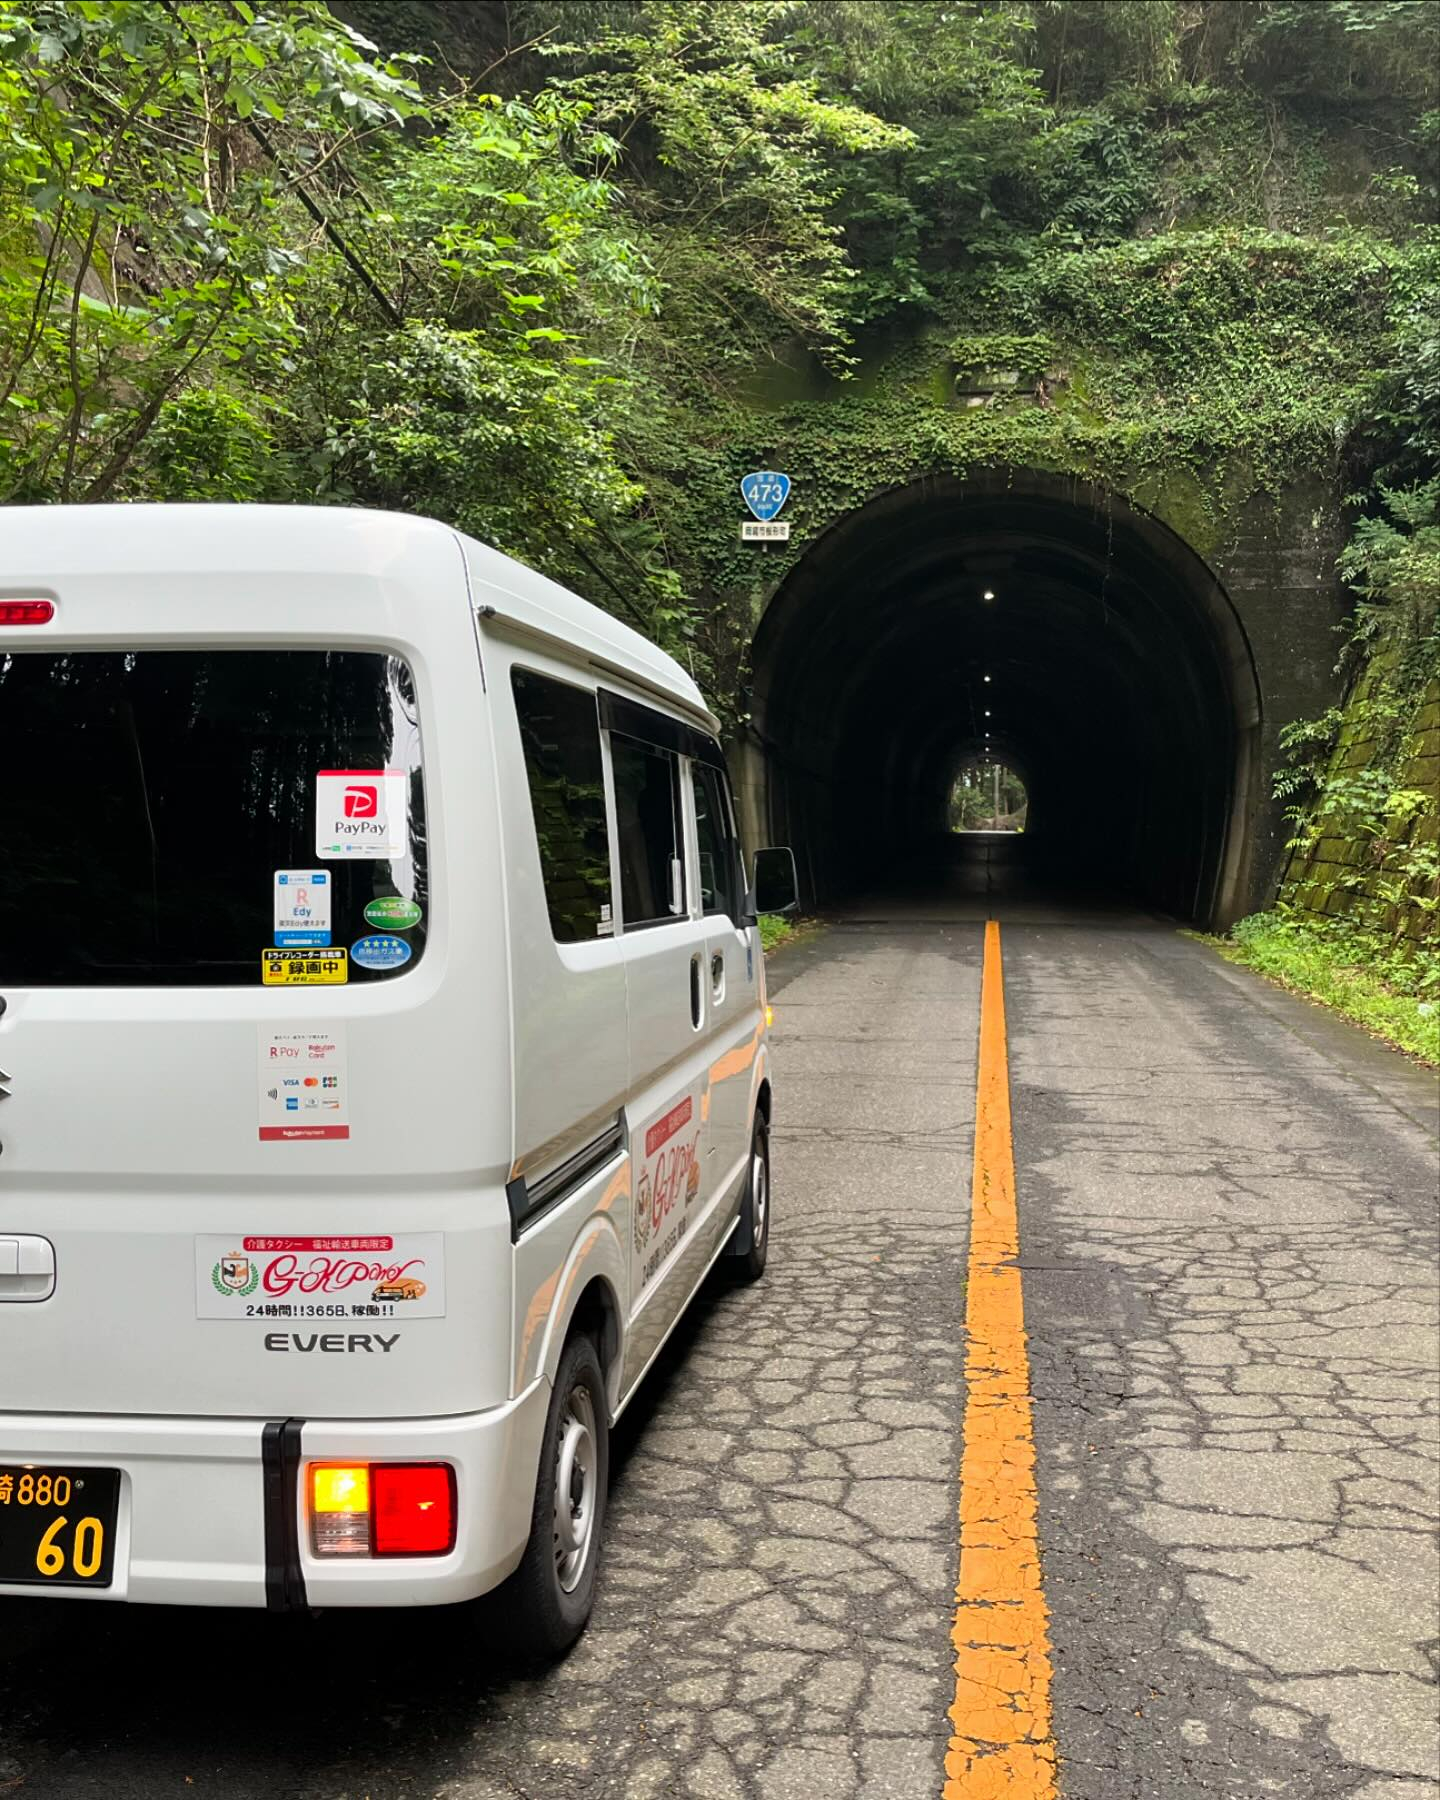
(741, 471, 791, 522)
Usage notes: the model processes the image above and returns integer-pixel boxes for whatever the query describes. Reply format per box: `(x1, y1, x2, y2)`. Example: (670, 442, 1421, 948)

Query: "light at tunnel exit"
(951, 760, 1028, 834)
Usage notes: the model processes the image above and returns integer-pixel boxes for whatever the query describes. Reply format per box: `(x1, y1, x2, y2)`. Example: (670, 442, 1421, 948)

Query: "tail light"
(0, 600, 55, 626)
(373, 1465, 456, 1556)
(310, 1465, 370, 1556)
(308, 1462, 456, 1558)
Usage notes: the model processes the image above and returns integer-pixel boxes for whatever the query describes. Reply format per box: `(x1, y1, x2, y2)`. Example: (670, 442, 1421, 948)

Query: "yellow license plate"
(262, 949, 348, 985)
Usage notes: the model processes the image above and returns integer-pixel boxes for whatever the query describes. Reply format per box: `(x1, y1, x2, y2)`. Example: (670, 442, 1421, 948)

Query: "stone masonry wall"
(1281, 665, 1440, 948)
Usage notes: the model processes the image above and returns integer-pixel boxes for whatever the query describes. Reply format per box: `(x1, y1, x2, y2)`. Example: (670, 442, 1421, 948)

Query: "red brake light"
(371, 1463, 456, 1557)
(0, 599, 54, 626)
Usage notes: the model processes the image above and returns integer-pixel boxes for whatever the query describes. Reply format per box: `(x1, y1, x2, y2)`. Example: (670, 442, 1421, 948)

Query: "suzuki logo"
(0, 1066, 10, 1101)
(342, 785, 378, 819)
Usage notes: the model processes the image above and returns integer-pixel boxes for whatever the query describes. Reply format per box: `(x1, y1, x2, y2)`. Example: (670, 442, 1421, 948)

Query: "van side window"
(692, 761, 742, 921)
(611, 734, 685, 928)
(512, 670, 613, 943)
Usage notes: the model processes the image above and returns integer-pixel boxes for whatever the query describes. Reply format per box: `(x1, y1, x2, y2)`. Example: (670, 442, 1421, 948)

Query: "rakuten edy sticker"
(315, 769, 408, 861)
(196, 1232, 446, 1320)
(274, 870, 332, 947)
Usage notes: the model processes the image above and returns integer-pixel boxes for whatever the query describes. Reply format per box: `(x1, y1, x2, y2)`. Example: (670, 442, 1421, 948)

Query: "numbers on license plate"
(0, 1471, 72, 1506)
(0, 1466, 118, 1587)
(2, 1474, 105, 1578)
(34, 1513, 106, 1580)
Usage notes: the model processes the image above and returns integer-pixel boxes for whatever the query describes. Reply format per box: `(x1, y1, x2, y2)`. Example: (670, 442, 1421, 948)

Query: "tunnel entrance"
(741, 473, 1262, 927)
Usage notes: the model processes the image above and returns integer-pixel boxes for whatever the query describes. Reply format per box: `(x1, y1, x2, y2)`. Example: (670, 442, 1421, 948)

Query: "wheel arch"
(566, 1275, 623, 1414)
(532, 1214, 628, 1419)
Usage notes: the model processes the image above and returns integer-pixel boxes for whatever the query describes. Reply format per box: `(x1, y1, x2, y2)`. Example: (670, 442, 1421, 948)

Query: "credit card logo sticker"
(258, 1030, 349, 1142)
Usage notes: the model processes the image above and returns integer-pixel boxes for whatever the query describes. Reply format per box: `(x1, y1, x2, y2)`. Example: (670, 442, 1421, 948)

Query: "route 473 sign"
(740, 470, 791, 541)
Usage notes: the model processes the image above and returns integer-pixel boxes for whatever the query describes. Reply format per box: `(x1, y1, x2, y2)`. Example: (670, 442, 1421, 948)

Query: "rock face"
(1282, 670, 1440, 950)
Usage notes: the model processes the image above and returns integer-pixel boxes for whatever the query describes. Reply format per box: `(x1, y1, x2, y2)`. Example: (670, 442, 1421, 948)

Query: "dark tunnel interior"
(747, 475, 1263, 927)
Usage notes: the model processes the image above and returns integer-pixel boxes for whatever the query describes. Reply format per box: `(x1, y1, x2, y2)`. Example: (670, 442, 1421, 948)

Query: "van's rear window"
(0, 650, 427, 987)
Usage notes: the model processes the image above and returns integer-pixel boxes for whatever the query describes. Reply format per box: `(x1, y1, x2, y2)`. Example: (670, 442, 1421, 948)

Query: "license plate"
(0, 1467, 120, 1588)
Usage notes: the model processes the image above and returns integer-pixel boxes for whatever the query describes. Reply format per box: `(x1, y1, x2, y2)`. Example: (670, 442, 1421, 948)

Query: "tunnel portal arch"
(739, 471, 1264, 928)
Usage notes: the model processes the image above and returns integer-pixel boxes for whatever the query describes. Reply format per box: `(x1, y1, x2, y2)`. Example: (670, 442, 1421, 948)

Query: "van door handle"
(0, 1236, 55, 1302)
(711, 952, 725, 1003)
(690, 952, 703, 1029)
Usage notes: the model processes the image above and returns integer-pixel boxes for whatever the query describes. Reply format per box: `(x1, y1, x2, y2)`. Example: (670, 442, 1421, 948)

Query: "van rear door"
(0, 521, 513, 1423)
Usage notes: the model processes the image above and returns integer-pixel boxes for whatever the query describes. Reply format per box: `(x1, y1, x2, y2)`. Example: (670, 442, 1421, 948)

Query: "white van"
(0, 505, 798, 1652)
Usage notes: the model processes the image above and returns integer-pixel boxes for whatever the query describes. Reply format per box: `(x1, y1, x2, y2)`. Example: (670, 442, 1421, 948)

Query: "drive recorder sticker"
(315, 769, 408, 860)
(258, 1028, 349, 1141)
(262, 949, 347, 986)
(196, 1233, 446, 1320)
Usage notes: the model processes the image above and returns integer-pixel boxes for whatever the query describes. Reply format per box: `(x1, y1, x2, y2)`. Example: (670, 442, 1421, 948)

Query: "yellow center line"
(943, 919, 1058, 1800)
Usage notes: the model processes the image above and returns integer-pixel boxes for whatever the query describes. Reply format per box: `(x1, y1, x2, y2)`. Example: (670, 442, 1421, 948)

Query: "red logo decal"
(646, 1097, 694, 1158)
(262, 1254, 424, 1296)
(343, 785, 378, 818)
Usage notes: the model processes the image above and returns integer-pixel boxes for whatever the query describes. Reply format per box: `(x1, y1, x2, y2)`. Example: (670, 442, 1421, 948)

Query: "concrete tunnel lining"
(738, 472, 1264, 928)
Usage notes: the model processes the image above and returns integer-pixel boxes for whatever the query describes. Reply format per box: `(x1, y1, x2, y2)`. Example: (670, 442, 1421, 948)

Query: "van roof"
(2, 503, 715, 728)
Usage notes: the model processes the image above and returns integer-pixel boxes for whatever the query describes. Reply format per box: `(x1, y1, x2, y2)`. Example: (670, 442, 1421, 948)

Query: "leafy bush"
(1222, 909, 1440, 1065)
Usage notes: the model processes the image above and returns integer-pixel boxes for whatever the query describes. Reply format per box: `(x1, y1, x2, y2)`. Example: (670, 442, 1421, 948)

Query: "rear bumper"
(0, 1380, 550, 1609)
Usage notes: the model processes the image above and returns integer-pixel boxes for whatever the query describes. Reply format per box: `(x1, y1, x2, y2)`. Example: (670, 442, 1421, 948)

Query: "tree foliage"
(0, 0, 424, 499)
(0, 0, 1437, 713)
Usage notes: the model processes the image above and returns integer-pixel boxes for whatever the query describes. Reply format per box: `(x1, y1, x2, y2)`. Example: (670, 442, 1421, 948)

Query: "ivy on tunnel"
(742, 473, 1263, 928)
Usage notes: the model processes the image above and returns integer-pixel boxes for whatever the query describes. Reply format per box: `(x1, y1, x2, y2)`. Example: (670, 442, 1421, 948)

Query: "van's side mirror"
(752, 846, 799, 917)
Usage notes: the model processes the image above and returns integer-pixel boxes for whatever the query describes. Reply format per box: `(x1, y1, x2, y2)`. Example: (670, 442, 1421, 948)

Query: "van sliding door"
(602, 707, 724, 1385)
(689, 758, 759, 1199)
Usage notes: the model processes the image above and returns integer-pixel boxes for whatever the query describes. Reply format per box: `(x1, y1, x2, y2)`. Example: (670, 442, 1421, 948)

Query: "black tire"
(499, 1331, 609, 1660)
(726, 1112, 771, 1283)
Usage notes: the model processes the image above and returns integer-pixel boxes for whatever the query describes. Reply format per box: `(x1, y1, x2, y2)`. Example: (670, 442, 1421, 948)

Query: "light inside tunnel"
(743, 473, 1262, 927)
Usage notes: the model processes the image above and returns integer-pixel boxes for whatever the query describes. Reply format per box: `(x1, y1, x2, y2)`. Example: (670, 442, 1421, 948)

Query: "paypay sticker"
(315, 769, 408, 860)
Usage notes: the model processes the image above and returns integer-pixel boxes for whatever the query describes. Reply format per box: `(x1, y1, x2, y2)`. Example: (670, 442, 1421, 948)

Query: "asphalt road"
(1, 894, 1436, 1799)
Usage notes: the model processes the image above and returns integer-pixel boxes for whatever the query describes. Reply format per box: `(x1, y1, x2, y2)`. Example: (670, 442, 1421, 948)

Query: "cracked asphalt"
(0, 894, 1435, 1799)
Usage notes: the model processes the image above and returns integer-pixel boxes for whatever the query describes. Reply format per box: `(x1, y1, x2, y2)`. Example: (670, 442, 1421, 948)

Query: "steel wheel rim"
(553, 1381, 598, 1594)
(751, 1146, 768, 1248)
